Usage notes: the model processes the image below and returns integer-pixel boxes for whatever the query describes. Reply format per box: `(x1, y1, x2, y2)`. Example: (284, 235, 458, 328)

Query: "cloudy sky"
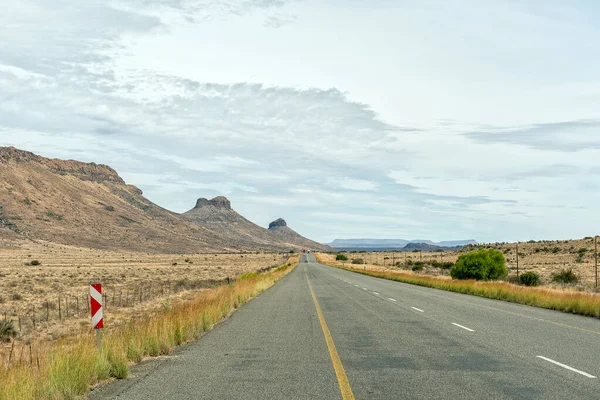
(1, 0, 599, 244)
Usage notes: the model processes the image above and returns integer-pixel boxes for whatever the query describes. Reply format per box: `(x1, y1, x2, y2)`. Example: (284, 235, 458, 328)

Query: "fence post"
(516, 243, 520, 278)
(595, 235, 598, 289)
(58, 297, 61, 321)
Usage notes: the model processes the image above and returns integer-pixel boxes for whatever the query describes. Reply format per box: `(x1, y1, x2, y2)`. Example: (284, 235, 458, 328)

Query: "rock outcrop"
(268, 218, 287, 229)
(194, 196, 232, 210)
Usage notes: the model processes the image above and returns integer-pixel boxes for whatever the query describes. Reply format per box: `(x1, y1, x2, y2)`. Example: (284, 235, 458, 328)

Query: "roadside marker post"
(595, 236, 598, 289)
(90, 283, 104, 350)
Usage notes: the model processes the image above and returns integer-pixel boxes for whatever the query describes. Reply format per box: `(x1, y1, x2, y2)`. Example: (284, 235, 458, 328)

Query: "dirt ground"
(0, 238, 295, 347)
(320, 237, 600, 289)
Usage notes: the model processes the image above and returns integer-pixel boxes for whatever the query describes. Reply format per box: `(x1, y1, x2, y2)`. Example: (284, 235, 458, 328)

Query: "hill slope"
(182, 200, 333, 252)
(0, 147, 330, 253)
(267, 218, 332, 252)
(0, 147, 230, 253)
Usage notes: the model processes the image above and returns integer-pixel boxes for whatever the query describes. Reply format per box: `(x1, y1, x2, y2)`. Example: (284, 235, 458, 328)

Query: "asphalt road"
(90, 254, 600, 399)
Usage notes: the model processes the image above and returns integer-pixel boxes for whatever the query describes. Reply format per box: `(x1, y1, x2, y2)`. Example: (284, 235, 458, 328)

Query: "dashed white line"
(355, 284, 359, 287)
(388, 298, 397, 302)
(363, 287, 368, 291)
(452, 323, 474, 332)
(536, 356, 597, 378)
(411, 307, 424, 312)
(373, 291, 379, 295)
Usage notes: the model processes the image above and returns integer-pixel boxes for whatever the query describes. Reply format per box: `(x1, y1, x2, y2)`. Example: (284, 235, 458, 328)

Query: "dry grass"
(0, 257, 297, 400)
(316, 254, 600, 319)
(0, 239, 291, 344)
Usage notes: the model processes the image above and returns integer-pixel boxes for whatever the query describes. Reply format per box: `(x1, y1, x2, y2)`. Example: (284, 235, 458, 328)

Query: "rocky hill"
(182, 199, 333, 252)
(267, 218, 332, 251)
(0, 147, 329, 253)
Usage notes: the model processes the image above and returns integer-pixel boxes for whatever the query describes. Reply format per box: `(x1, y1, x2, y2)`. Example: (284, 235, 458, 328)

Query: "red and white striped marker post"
(90, 283, 103, 349)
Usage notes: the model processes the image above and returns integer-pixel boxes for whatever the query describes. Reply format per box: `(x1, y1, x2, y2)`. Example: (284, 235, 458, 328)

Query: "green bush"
(430, 261, 454, 270)
(30, 260, 41, 266)
(552, 269, 578, 284)
(412, 261, 425, 271)
(450, 248, 507, 280)
(351, 258, 364, 265)
(336, 254, 348, 261)
(0, 320, 18, 342)
(519, 271, 540, 286)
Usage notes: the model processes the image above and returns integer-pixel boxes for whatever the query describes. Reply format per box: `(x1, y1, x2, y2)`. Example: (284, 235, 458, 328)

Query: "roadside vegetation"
(0, 262, 296, 400)
(316, 253, 600, 319)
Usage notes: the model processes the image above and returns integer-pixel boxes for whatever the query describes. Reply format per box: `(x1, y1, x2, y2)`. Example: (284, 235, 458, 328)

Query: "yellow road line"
(306, 272, 356, 400)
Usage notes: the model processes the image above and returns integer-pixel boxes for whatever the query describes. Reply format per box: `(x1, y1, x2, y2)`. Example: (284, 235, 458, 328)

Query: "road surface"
(90, 254, 600, 399)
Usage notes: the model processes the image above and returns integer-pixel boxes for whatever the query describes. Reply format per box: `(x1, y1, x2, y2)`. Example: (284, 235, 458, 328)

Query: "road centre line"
(388, 298, 397, 302)
(373, 292, 379, 295)
(411, 307, 424, 312)
(305, 273, 356, 399)
(536, 356, 596, 378)
(452, 323, 474, 332)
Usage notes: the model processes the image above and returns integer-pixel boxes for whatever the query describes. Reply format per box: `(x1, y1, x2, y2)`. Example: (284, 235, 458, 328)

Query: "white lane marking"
(373, 291, 379, 295)
(411, 307, 424, 312)
(363, 287, 368, 291)
(536, 356, 597, 378)
(388, 298, 397, 302)
(452, 323, 474, 332)
(355, 284, 359, 287)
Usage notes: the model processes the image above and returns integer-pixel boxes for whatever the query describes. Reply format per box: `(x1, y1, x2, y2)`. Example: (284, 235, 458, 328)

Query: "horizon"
(1, 1, 599, 243)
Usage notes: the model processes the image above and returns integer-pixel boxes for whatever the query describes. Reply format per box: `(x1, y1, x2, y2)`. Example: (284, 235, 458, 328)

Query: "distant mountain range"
(327, 238, 478, 251)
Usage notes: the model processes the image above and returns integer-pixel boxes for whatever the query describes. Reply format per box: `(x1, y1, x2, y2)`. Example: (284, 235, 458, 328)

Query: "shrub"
(519, 272, 540, 286)
(552, 269, 578, 284)
(351, 258, 364, 265)
(412, 264, 423, 271)
(11, 293, 23, 301)
(105, 205, 115, 212)
(30, 260, 41, 266)
(0, 320, 18, 342)
(336, 254, 348, 261)
(430, 261, 454, 270)
(412, 261, 425, 271)
(450, 248, 507, 280)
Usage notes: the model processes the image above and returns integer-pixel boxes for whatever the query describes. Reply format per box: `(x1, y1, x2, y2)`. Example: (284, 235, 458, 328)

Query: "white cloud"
(1, 0, 599, 243)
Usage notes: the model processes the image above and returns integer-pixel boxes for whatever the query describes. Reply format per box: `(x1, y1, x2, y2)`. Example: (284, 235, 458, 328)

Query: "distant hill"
(267, 218, 332, 252)
(0, 146, 329, 253)
(328, 238, 477, 251)
(182, 199, 333, 252)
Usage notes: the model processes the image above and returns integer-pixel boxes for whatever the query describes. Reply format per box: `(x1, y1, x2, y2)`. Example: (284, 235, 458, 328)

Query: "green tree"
(450, 248, 507, 280)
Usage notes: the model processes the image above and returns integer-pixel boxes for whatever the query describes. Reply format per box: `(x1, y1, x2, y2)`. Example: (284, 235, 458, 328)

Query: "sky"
(1, 0, 599, 244)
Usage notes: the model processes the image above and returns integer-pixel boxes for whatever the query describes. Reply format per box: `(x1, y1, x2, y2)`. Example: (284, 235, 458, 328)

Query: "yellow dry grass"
(0, 239, 291, 343)
(0, 256, 297, 400)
